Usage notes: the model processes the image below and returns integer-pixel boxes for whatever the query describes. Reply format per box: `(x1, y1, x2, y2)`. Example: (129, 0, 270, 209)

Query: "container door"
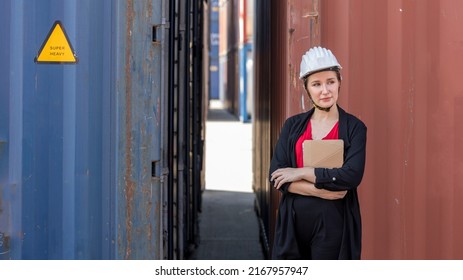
(0, 0, 114, 259)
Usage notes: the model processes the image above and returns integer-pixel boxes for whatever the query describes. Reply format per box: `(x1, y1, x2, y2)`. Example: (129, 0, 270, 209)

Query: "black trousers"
(292, 195, 345, 259)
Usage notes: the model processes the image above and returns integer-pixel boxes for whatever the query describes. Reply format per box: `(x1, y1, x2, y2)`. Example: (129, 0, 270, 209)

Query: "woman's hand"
(271, 167, 316, 189)
(271, 168, 303, 190)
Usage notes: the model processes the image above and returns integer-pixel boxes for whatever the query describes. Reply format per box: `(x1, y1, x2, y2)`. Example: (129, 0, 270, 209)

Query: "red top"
(295, 120, 339, 168)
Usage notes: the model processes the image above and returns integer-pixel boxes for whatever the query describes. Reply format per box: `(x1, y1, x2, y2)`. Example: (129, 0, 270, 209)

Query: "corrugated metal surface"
(0, 0, 11, 260)
(320, 0, 463, 260)
(245, 0, 254, 44)
(0, 0, 114, 259)
(164, 0, 207, 260)
(219, 0, 254, 122)
(1, 0, 207, 260)
(0, 0, 165, 259)
(219, 0, 240, 116)
(114, 0, 164, 260)
(254, 0, 463, 259)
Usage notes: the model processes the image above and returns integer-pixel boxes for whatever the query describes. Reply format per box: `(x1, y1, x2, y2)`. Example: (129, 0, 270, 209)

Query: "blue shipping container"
(0, 0, 164, 259)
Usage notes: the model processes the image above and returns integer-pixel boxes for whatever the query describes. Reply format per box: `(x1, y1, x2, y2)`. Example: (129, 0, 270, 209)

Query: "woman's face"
(305, 70, 340, 109)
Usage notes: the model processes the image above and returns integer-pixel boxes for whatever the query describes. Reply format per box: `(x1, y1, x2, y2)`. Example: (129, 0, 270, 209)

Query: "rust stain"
(145, 198, 152, 220)
(147, 222, 153, 255)
(150, 47, 154, 60)
(124, 0, 135, 260)
(147, 0, 152, 18)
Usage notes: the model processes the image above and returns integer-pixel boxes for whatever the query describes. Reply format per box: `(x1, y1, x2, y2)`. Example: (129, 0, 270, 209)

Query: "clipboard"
(303, 139, 344, 168)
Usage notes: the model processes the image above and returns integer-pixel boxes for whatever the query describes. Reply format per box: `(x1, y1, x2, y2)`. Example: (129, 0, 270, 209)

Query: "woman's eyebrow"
(310, 77, 336, 83)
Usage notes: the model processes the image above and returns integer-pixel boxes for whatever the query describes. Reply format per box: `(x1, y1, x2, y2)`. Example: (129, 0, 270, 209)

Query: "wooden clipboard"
(303, 139, 344, 168)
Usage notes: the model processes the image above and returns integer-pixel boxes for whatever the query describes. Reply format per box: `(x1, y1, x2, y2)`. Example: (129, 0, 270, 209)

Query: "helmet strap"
(304, 84, 334, 112)
(311, 98, 333, 112)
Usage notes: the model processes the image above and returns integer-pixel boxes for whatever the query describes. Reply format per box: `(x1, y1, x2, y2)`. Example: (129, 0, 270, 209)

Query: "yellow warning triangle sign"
(35, 21, 78, 64)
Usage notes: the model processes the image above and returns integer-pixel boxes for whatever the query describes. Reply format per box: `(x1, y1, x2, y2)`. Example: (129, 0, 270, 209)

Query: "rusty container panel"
(287, 0, 321, 116)
(245, 0, 254, 44)
(114, 0, 164, 259)
(219, 0, 228, 57)
(320, 0, 463, 259)
(219, 0, 240, 116)
(238, 0, 254, 45)
(256, 0, 463, 260)
(239, 0, 245, 44)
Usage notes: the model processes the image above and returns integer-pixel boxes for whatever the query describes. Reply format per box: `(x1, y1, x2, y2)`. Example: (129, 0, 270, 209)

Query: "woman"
(269, 46, 367, 260)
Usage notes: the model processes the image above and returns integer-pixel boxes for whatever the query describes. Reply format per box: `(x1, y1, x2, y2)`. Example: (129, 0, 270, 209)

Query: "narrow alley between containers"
(188, 100, 265, 260)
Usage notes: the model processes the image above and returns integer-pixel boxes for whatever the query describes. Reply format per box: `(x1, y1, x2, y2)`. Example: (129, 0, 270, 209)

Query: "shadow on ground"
(188, 190, 265, 260)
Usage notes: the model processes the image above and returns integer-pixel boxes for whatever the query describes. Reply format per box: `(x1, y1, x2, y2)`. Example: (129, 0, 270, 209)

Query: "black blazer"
(269, 105, 367, 259)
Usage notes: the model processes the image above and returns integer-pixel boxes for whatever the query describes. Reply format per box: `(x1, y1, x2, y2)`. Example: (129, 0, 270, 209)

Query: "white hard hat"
(299, 46, 342, 80)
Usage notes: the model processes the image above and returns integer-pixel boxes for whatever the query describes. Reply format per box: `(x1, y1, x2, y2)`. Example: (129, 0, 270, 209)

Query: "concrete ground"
(188, 100, 265, 260)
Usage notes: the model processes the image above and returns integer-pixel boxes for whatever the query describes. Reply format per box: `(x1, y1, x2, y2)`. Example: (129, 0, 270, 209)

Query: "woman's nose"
(321, 84, 329, 94)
